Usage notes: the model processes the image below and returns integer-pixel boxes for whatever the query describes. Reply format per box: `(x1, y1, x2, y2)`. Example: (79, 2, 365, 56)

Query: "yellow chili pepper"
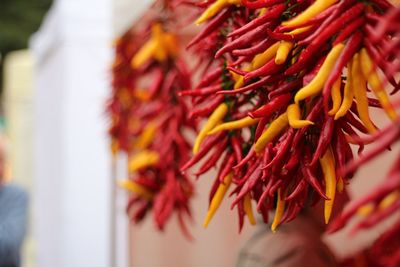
(152, 23, 168, 62)
(379, 191, 400, 210)
(128, 150, 159, 173)
(295, 43, 345, 103)
(319, 147, 337, 224)
(328, 78, 342, 116)
(282, 0, 338, 27)
(203, 173, 233, 228)
(133, 88, 151, 101)
(359, 48, 398, 121)
(337, 177, 344, 193)
(233, 64, 252, 89)
(287, 103, 314, 128)
(353, 53, 377, 133)
(117, 179, 154, 200)
(244, 193, 256, 225)
(131, 23, 177, 69)
(131, 39, 158, 69)
(163, 33, 179, 57)
(193, 103, 229, 154)
(255, 112, 288, 153)
(357, 204, 375, 216)
(335, 62, 354, 120)
(135, 122, 157, 149)
(207, 116, 260, 135)
(275, 41, 294, 65)
(285, 26, 313, 36)
(118, 87, 132, 109)
(252, 42, 280, 70)
(195, 0, 240, 25)
(271, 188, 285, 232)
(259, 8, 268, 16)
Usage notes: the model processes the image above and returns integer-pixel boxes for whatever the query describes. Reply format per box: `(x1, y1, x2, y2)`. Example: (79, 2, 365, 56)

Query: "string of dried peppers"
(108, 2, 196, 236)
(180, 0, 399, 234)
(109, 1, 400, 260)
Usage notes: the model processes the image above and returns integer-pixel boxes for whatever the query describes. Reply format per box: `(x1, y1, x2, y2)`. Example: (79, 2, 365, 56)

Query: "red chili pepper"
(241, 0, 284, 9)
(230, 56, 253, 68)
(188, 7, 232, 49)
(268, 79, 302, 98)
(255, 117, 269, 142)
(299, 0, 357, 45)
(345, 111, 370, 135)
(286, 179, 307, 201)
(148, 67, 165, 98)
(234, 147, 256, 170)
(189, 95, 224, 119)
(301, 155, 328, 200)
(257, 176, 274, 211)
(333, 18, 365, 45)
(194, 136, 228, 176)
(232, 167, 262, 207)
(268, 179, 283, 197)
(218, 154, 236, 182)
(368, 98, 383, 108)
(196, 66, 223, 89)
(266, 28, 295, 41)
(229, 4, 286, 38)
(234, 158, 258, 184)
(231, 136, 244, 163)
(283, 148, 300, 171)
(181, 132, 225, 171)
(310, 116, 335, 166)
(180, 83, 221, 96)
(338, 120, 365, 154)
(245, 58, 285, 81)
(332, 127, 350, 180)
(216, 23, 273, 58)
(262, 128, 294, 170)
(232, 38, 275, 57)
(341, 125, 400, 176)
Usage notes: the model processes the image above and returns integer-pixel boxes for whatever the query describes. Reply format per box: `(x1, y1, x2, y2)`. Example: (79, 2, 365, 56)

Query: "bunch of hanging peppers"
(108, 7, 197, 234)
(328, 6, 400, 266)
(180, 0, 399, 235)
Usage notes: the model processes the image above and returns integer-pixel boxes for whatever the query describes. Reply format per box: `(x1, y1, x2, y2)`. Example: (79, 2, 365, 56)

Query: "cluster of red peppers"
(181, 0, 399, 233)
(109, 0, 400, 260)
(108, 7, 196, 235)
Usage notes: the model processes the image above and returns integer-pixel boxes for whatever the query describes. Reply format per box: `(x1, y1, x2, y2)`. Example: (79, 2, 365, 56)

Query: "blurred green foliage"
(0, 0, 52, 57)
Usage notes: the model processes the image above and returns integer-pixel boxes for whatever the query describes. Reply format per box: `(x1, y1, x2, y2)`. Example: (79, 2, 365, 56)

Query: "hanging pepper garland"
(108, 3, 197, 235)
(109, 2, 400, 257)
(179, 0, 399, 234)
(327, 6, 400, 266)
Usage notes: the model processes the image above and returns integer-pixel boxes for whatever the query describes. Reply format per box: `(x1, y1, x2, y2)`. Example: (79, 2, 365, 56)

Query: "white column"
(30, 0, 113, 266)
